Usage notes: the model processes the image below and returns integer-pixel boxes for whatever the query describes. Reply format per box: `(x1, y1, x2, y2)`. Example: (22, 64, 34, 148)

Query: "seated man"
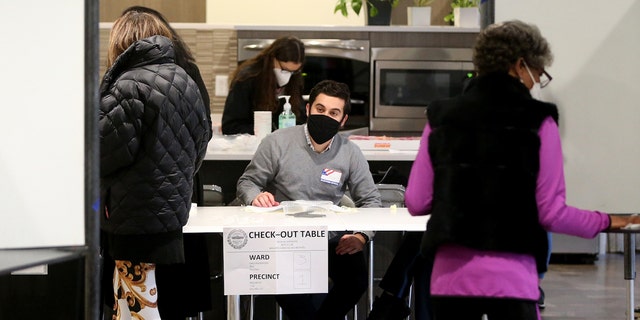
(236, 80, 382, 320)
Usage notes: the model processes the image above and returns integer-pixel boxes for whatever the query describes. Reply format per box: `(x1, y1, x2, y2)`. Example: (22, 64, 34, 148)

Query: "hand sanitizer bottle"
(278, 95, 296, 129)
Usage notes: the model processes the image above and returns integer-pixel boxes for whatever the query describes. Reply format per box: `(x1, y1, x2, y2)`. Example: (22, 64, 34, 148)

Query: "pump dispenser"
(278, 95, 296, 129)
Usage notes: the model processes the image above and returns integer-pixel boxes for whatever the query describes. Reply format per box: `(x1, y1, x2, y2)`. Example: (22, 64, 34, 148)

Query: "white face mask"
(524, 63, 543, 101)
(273, 68, 293, 87)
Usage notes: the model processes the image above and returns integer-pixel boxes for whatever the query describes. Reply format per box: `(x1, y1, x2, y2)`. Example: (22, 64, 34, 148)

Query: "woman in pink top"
(405, 20, 636, 320)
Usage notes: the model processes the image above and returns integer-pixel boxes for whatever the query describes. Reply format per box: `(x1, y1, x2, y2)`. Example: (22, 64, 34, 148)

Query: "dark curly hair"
(309, 80, 351, 115)
(473, 20, 553, 75)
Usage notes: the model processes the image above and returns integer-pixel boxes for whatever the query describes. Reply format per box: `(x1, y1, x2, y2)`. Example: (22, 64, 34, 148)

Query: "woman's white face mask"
(523, 62, 543, 101)
(273, 68, 293, 87)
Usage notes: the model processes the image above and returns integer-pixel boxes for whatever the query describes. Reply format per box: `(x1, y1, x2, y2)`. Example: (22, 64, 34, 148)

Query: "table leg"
(368, 240, 374, 311)
(276, 305, 283, 320)
(624, 234, 636, 320)
(250, 295, 255, 319)
(227, 295, 240, 320)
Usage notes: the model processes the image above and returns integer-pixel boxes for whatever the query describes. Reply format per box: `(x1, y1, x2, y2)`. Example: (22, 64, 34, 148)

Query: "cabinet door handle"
(243, 41, 365, 52)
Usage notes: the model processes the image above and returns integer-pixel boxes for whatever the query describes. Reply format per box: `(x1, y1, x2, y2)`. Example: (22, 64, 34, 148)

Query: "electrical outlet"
(215, 75, 228, 97)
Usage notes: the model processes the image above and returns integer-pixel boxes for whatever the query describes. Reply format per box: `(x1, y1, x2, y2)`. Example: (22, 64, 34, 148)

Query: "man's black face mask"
(307, 114, 341, 144)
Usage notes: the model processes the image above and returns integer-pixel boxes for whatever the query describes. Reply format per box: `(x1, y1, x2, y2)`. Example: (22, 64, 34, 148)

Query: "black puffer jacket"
(99, 35, 210, 263)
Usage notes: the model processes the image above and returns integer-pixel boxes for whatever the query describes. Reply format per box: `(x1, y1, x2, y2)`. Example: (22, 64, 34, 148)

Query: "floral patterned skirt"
(112, 261, 160, 320)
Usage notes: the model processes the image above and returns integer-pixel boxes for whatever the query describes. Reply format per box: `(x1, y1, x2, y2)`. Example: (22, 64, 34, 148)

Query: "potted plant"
(407, 0, 434, 26)
(444, 0, 480, 27)
(334, 0, 399, 25)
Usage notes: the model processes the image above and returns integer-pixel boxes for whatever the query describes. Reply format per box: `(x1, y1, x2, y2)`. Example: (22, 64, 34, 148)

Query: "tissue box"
(348, 135, 421, 151)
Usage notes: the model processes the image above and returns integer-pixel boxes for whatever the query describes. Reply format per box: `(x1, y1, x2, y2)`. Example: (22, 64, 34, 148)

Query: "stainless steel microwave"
(370, 47, 474, 134)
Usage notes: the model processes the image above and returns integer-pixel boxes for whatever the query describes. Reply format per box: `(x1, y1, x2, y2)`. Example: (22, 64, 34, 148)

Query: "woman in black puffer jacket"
(99, 11, 210, 319)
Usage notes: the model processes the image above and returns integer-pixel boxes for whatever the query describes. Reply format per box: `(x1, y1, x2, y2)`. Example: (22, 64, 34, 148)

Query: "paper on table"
(622, 223, 640, 230)
(281, 200, 351, 213)
(286, 211, 326, 218)
(242, 201, 352, 213)
(243, 205, 284, 213)
(388, 149, 418, 154)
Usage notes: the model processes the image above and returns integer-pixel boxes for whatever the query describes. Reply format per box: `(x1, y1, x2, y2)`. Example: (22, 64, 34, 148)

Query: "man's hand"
(251, 191, 279, 207)
(335, 234, 366, 255)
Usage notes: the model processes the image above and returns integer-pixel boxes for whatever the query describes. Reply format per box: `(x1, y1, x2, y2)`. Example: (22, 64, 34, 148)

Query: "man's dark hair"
(308, 80, 351, 114)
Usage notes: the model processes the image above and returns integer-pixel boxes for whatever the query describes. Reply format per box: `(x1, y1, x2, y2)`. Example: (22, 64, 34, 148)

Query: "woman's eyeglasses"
(277, 60, 302, 75)
(524, 60, 553, 88)
(540, 70, 553, 88)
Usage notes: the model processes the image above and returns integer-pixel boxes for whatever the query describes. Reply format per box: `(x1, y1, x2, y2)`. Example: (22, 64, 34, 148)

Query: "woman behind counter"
(222, 36, 305, 134)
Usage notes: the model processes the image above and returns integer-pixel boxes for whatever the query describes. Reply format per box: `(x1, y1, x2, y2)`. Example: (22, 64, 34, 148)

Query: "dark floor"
(539, 253, 638, 320)
(2, 251, 635, 320)
(211, 253, 640, 320)
(225, 253, 640, 320)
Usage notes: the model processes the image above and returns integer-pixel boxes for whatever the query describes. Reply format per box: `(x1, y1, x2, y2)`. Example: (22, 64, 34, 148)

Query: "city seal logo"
(227, 229, 248, 249)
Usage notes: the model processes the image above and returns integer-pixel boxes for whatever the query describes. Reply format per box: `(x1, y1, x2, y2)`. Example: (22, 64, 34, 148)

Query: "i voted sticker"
(320, 168, 342, 186)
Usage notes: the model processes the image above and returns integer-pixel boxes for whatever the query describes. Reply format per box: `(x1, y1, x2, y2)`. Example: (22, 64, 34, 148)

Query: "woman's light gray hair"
(473, 20, 553, 75)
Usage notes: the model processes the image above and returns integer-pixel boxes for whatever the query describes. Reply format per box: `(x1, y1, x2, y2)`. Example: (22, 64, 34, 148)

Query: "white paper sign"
(223, 226, 328, 295)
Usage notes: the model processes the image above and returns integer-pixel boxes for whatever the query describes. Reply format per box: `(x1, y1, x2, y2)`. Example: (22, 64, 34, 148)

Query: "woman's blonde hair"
(107, 11, 172, 67)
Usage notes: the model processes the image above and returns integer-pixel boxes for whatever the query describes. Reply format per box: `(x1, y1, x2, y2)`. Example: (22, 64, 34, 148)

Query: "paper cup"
(254, 111, 272, 141)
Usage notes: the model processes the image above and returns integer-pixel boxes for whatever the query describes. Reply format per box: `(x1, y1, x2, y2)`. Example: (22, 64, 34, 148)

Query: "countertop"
(234, 25, 480, 33)
(99, 22, 479, 33)
(204, 148, 417, 161)
(204, 133, 418, 161)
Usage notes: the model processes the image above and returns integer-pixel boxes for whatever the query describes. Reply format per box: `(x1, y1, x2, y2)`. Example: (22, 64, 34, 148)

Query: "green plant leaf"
(334, 0, 348, 17)
(368, 4, 379, 17)
(351, 0, 363, 15)
(413, 0, 434, 6)
(451, 0, 479, 8)
(333, 0, 399, 18)
(444, 13, 454, 22)
(340, 6, 349, 17)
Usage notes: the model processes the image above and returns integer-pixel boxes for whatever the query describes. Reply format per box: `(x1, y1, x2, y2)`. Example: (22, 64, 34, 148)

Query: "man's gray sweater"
(237, 125, 382, 239)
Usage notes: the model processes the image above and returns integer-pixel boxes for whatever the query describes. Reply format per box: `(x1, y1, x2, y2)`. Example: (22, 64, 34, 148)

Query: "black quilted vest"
(422, 72, 559, 273)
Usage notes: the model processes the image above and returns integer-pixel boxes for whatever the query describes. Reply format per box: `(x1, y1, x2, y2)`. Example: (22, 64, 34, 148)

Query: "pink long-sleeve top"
(405, 117, 610, 308)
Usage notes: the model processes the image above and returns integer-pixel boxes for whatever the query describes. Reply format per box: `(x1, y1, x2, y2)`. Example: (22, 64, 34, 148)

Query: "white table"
(184, 206, 428, 233)
(604, 228, 640, 320)
(184, 206, 429, 320)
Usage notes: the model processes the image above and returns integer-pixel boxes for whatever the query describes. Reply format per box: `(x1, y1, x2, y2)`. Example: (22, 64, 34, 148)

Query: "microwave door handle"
(304, 43, 365, 52)
(243, 43, 364, 52)
(242, 44, 267, 51)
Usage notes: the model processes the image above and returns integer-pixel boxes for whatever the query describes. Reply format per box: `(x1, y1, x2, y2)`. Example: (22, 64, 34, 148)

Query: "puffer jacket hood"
(99, 35, 211, 236)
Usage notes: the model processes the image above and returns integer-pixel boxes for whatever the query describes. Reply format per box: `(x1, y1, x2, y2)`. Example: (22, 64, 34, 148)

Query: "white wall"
(206, 0, 365, 26)
(0, 0, 85, 248)
(496, 1, 640, 212)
